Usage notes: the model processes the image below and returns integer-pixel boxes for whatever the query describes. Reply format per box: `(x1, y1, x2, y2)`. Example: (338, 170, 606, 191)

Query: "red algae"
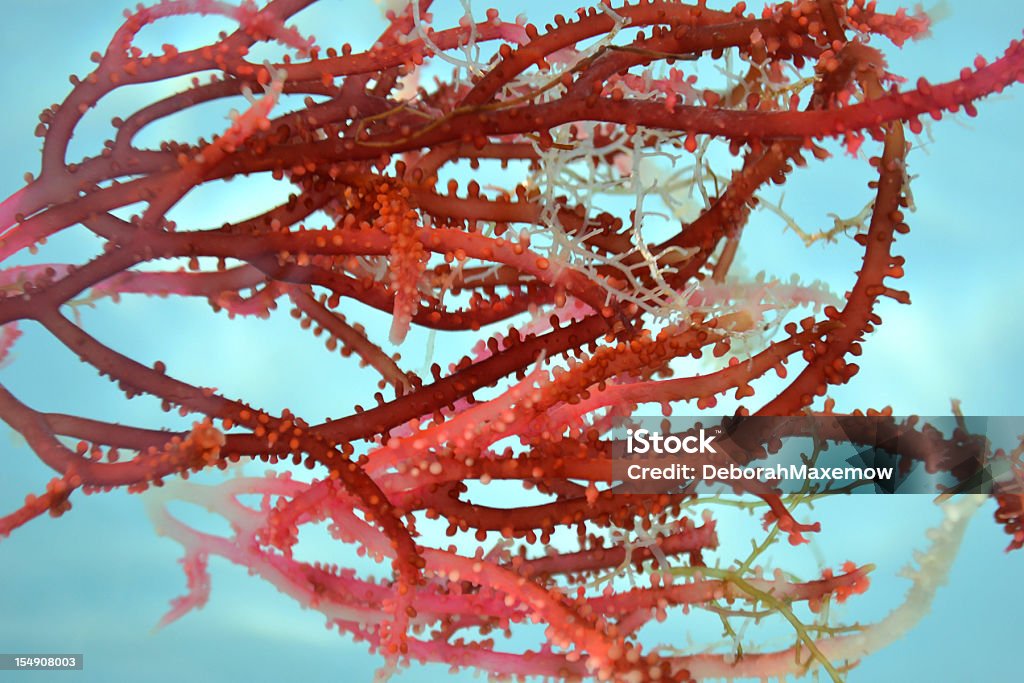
(0, 1, 1022, 681)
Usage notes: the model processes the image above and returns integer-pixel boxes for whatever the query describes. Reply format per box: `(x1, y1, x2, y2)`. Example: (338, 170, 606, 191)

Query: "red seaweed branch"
(1, 0, 1022, 680)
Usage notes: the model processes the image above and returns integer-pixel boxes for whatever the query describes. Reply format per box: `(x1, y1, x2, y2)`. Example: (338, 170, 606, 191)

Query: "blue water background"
(0, 1, 1021, 681)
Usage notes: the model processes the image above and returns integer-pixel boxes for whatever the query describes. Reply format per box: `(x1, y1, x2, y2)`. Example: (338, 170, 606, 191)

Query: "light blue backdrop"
(0, 1, 1021, 681)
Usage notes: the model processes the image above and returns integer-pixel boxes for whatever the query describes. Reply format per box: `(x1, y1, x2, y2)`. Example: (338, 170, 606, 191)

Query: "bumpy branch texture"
(1, 1, 1022, 681)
